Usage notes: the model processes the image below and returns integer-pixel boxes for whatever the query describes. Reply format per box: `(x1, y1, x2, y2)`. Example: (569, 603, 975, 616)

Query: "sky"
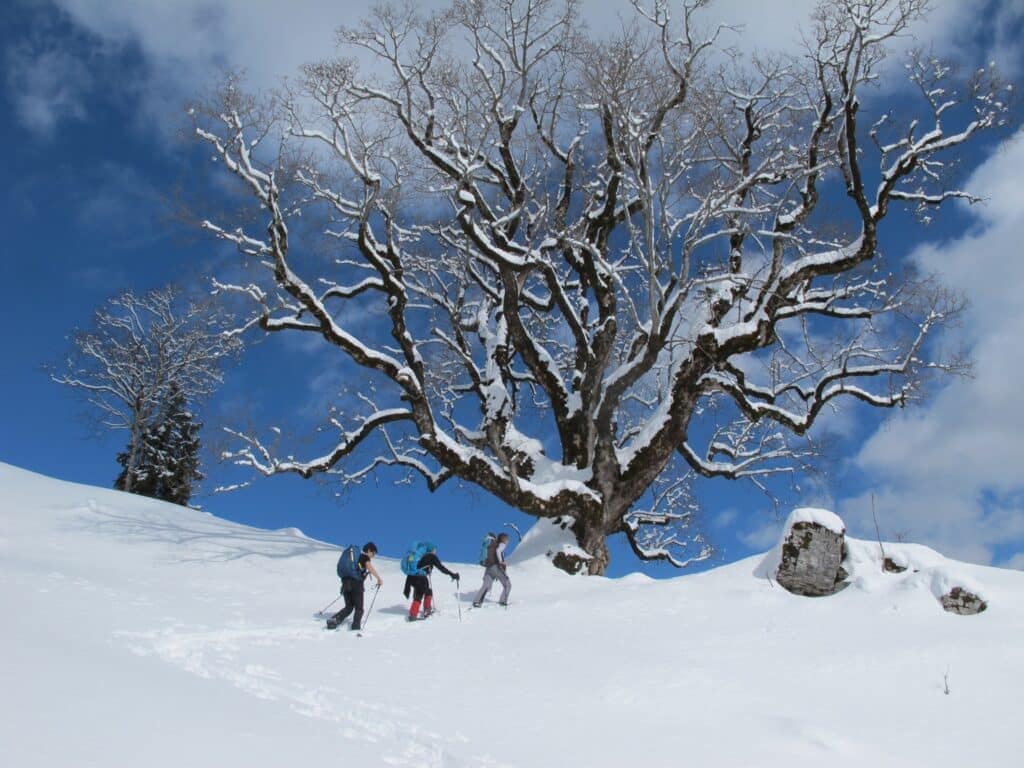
(2, 0, 1023, 577)
(4, 460, 1024, 766)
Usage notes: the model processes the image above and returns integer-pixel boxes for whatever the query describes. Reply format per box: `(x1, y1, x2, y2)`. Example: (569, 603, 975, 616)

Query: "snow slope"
(2, 462, 1022, 768)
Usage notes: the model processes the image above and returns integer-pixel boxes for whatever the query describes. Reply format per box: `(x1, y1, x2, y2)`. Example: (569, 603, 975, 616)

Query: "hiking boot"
(326, 617, 340, 630)
(406, 614, 421, 622)
(350, 625, 361, 632)
(472, 602, 482, 608)
(499, 601, 508, 606)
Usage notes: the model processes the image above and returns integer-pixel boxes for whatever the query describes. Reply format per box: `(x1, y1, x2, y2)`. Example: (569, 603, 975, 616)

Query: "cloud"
(37, 0, 1020, 148)
(738, 518, 783, 551)
(843, 130, 1024, 566)
(5, 43, 92, 135)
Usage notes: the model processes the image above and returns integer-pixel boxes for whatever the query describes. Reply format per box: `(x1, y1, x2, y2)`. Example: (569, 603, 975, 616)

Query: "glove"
(451, 572, 460, 582)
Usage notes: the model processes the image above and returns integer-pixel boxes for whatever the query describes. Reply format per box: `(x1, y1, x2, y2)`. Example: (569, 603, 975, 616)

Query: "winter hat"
(364, 541, 378, 554)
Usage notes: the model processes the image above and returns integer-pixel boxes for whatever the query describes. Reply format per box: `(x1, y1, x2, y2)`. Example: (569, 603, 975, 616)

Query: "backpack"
(478, 533, 497, 566)
(400, 541, 434, 576)
(336, 545, 362, 580)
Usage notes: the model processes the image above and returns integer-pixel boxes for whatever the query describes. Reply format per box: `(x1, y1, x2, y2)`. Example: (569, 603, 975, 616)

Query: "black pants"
(331, 577, 365, 629)
(405, 574, 431, 602)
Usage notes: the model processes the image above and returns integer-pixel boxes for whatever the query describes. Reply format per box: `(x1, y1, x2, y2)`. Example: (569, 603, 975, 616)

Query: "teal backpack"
(478, 533, 496, 565)
(400, 541, 435, 576)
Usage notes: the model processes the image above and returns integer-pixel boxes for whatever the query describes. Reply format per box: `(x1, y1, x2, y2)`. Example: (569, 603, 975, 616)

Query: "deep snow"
(2, 462, 1021, 767)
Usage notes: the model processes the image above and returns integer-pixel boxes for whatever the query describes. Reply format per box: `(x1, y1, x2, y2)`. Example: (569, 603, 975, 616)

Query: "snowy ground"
(2, 461, 1021, 768)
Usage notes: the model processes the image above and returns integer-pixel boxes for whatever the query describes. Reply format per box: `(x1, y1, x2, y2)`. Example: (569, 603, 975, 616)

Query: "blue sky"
(2, 0, 1023, 577)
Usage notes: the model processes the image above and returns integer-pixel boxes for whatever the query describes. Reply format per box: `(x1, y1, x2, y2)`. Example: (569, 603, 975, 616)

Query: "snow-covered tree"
(193, 0, 1008, 574)
(53, 286, 239, 497)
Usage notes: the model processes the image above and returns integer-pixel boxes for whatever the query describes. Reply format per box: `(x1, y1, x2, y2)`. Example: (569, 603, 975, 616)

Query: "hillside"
(2, 461, 1021, 768)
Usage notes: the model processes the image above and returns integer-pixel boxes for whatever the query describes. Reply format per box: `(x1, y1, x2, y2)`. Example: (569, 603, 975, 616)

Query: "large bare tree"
(53, 286, 240, 496)
(193, 0, 1008, 573)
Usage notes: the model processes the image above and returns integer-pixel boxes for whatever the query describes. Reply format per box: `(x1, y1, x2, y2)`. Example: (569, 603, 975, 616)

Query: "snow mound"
(506, 515, 590, 570)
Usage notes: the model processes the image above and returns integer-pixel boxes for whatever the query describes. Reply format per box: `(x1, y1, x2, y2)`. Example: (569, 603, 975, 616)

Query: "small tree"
(193, 0, 1008, 573)
(53, 286, 239, 497)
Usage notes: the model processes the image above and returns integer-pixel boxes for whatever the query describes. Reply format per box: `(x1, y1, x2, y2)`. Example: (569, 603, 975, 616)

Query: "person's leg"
(496, 567, 511, 604)
(409, 575, 427, 619)
(423, 583, 434, 615)
(350, 584, 366, 630)
(327, 582, 356, 629)
(473, 569, 495, 606)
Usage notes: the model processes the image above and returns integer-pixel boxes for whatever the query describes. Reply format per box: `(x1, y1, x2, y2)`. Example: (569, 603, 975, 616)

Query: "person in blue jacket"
(404, 545, 459, 621)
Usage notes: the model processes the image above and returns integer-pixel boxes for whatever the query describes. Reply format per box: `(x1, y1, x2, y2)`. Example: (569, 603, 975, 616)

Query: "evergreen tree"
(159, 384, 203, 506)
(114, 383, 203, 506)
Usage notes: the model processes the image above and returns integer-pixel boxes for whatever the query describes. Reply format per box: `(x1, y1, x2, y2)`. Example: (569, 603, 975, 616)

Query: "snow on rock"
(788, 506, 846, 534)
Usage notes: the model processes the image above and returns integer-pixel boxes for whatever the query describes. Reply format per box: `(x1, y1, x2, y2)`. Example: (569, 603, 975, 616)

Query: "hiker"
(472, 532, 511, 607)
(402, 542, 459, 621)
(327, 542, 383, 631)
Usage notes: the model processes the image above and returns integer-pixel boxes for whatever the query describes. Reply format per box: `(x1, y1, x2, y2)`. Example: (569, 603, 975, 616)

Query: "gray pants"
(473, 564, 511, 605)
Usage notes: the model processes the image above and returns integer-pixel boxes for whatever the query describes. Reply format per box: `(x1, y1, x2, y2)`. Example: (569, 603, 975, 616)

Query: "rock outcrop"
(776, 514, 849, 597)
(939, 586, 988, 615)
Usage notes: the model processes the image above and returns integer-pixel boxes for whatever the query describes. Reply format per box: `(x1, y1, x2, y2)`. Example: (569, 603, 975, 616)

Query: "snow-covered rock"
(771, 507, 850, 597)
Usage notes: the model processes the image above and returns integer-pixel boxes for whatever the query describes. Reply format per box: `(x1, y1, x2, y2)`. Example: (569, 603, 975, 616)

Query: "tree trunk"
(572, 517, 611, 576)
(122, 400, 146, 494)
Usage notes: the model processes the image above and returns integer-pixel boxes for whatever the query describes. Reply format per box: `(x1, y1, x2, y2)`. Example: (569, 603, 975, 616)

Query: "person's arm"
(365, 560, 383, 587)
(422, 553, 458, 580)
(496, 542, 507, 567)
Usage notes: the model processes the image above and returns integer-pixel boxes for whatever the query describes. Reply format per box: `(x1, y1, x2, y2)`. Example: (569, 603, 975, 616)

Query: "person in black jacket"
(404, 545, 459, 621)
(326, 542, 383, 631)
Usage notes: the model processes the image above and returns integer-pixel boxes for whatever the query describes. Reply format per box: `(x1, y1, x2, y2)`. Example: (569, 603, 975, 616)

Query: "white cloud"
(5, 44, 92, 135)
(738, 518, 783, 551)
(845, 130, 1024, 565)
(37, 0, 1019, 147)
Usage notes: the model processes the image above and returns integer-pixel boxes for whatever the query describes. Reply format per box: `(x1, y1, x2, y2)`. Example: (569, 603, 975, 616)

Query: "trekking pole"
(455, 576, 462, 622)
(317, 594, 342, 616)
(362, 583, 381, 630)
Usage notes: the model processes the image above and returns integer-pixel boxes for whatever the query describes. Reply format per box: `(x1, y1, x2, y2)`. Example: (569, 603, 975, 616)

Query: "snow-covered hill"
(2, 462, 1021, 768)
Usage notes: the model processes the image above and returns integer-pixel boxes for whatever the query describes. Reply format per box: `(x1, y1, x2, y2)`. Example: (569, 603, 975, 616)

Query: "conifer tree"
(114, 383, 203, 506)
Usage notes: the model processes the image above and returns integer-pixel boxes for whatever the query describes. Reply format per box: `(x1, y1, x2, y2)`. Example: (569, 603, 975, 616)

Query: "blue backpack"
(336, 545, 362, 580)
(400, 541, 435, 576)
(478, 533, 496, 565)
